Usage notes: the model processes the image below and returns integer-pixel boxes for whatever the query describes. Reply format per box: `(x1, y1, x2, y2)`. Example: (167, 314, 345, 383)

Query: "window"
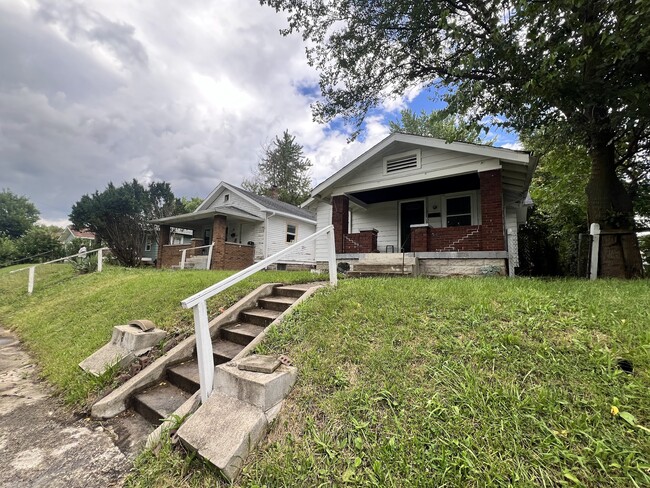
(224, 194, 230, 203)
(286, 224, 297, 243)
(446, 195, 472, 226)
(145, 237, 152, 251)
(383, 149, 421, 175)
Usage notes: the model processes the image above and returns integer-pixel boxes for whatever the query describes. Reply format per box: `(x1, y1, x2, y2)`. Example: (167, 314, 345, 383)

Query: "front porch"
(154, 210, 260, 270)
(331, 169, 506, 254)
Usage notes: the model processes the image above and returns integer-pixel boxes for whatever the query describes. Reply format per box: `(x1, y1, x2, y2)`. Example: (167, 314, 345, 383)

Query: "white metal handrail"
(181, 224, 337, 403)
(180, 243, 214, 270)
(9, 247, 109, 294)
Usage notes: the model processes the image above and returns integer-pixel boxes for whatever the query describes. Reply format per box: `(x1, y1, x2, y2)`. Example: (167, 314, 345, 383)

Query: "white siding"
(241, 222, 265, 260)
(350, 202, 398, 252)
(209, 188, 264, 218)
(332, 146, 491, 194)
(265, 215, 316, 262)
(313, 201, 332, 261)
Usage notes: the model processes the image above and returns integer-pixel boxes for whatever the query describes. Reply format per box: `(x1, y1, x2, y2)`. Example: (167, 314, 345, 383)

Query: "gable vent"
(384, 151, 420, 174)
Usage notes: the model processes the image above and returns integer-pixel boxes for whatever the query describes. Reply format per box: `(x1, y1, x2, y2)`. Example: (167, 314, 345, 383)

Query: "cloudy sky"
(1, 0, 519, 226)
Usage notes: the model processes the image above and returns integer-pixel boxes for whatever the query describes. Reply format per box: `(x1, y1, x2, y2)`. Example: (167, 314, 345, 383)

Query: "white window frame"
(145, 236, 152, 252)
(286, 223, 297, 243)
(383, 149, 421, 175)
(223, 193, 230, 203)
(442, 191, 479, 227)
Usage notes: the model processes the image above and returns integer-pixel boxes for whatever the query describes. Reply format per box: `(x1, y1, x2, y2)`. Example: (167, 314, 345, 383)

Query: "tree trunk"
(585, 142, 643, 278)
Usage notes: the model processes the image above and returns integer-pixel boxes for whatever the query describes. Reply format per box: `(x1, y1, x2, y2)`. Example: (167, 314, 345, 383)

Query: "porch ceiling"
(348, 173, 480, 204)
(150, 207, 263, 226)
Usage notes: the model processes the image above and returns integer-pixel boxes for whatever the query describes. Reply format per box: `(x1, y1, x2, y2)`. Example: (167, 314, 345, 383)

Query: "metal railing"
(180, 243, 214, 270)
(9, 247, 109, 294)
(181, 224, 337, 403)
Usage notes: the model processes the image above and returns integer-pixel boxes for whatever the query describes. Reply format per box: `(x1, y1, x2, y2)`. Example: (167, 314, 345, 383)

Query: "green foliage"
(177, 196, 203, 214)
(640, 235, 650, 276)
(16, 225, 64, 263)
(0, 189, 39, 239)
(70, 180, 177, 267)
(70, 254, 98, 274)
(389, 109, 493, 145)
(242, 130, 312, 206)
(0, 236, 17, 267)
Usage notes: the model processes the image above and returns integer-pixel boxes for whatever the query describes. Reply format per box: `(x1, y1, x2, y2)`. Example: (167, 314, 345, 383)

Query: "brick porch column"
(479, 169, 505, 251)
(331, 195, 349, 253)
(210, 215, 227, 269)
(410, 225, 430, 252)
(156, 225, 171, 268)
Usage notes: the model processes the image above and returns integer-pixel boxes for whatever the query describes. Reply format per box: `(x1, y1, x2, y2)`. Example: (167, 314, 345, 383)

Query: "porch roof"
(150, 206, 263, 226)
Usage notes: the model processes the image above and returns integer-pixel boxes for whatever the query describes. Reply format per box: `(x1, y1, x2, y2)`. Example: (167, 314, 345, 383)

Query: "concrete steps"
(348, 255, 417, 277)
(125, 284, 309, 428)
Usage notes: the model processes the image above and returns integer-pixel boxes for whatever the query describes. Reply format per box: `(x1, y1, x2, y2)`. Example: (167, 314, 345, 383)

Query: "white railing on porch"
(180, 243, 214, 270)
(181, 224, 337, 403)
(9, 247, 109, 295)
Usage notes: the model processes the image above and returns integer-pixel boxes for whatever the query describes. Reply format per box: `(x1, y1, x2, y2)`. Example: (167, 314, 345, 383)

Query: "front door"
(400, 200, 425, 252)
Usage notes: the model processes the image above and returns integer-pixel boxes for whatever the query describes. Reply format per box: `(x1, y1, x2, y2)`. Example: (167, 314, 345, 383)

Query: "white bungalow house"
(150, 182, 317, 270)
(304, 133, 538, 276)
(59, 226, 96, 246)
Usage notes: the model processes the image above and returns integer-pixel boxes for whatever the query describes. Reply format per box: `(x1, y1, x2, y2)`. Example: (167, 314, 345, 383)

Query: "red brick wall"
(160, 244, 192, 268)
(223, 243, 255, 269)
(332, 195, 349, 253)
(429, 225, 482, 251)
(411, 227, 429, 252)
(343, 229, 378, 253)
(479, 170, 505, 251)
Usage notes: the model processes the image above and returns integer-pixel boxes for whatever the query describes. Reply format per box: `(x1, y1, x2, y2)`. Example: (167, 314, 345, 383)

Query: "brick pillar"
(211, 215, 227, 269)
(479, 169, 505, 251)
(410, 226, 429, 252)
(331, 195, 349, 253)
(157, 225, 171, 268)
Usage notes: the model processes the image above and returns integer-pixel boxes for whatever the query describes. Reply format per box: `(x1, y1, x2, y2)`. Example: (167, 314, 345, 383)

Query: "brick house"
(303, 133, 537, 276)
(150, 182, 317, 270)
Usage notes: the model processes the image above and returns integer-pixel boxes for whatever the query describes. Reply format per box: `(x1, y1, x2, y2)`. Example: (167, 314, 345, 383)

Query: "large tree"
(0, 189, 39, 239)
(70, 180, 177, 267)
(262, 0, 650, 277)
(242, 130, 312, 206)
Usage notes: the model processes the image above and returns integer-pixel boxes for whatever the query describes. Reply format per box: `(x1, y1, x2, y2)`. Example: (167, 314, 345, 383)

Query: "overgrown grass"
(240, 278, 650, 487)
(0, 263, 317, 405)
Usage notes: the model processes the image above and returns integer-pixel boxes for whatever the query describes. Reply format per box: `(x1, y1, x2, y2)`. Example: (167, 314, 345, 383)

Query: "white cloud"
(1, 0, 387, 222)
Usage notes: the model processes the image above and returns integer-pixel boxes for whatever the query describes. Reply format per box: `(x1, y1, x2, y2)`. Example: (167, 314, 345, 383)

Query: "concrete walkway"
(0, 328, 138, 487)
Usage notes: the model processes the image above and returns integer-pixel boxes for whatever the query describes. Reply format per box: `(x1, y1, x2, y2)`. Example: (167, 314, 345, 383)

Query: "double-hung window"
(286, 224, 297, 243)
(445, 195, 473, 227)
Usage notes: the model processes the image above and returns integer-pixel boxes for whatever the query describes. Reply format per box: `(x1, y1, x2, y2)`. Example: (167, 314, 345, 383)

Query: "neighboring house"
(150, 182, 317, 270)
(59, 226, 96, 246)
(303, 133, 538, 276)
(141, 228, 193, 264)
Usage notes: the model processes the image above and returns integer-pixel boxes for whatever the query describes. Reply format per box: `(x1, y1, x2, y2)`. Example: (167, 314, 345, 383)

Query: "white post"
(590, 223, 600, 280)
(180, 249, 187, 270)
(27, 266, 35, 295)
(327, 229, 337, 286)
(193, 301, 214, 403)
(97, 248, 103, 273)
(206, 243, 214, 270)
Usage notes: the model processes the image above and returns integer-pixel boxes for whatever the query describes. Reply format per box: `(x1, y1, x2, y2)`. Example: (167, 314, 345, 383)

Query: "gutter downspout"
(263, 211, 276, 259)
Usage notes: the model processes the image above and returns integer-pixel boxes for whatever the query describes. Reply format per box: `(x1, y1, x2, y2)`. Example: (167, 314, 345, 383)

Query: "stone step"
(258, 296, 297, 312)
(131, 381, 192, 426)
(352, 264, 414, 273)
(358, 254, 416, 265)
(212, 339, 245, 364)
(220, 322, 265, 346)
(274, 285, 308, 298)
(239, 308, 281, 327)
(347, 271, 413, 278)
(177, 392, 268, 482)
(166, 360, 200, 394)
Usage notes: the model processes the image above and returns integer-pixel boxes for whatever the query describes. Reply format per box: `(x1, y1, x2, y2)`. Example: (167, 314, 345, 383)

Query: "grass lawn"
(0, 263, 317, 405)
(2, 266, 648, 486)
